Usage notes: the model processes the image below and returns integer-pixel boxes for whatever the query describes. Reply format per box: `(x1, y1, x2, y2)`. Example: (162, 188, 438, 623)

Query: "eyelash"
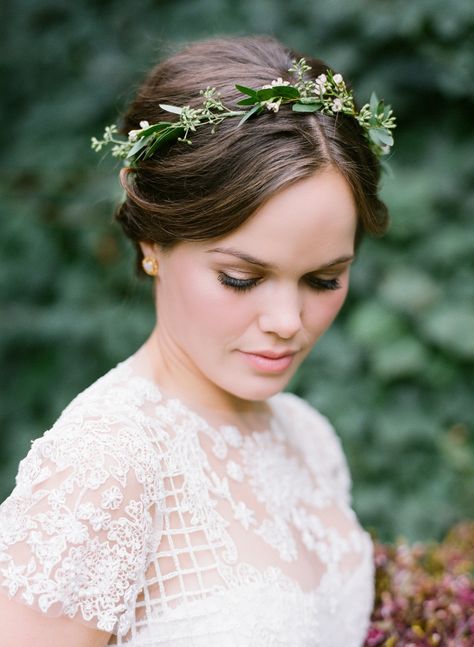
(217, 272, 341, 293)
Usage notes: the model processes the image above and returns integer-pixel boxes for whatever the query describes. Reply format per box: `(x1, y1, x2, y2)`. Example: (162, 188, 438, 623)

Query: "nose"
(258, 283, 303, 340)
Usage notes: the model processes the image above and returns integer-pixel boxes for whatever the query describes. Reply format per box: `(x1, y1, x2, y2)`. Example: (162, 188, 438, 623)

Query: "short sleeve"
(277, 393, 352, 505)
(0, 411, 163, 637)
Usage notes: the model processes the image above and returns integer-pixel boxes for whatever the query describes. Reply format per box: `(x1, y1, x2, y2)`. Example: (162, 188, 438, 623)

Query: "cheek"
(171, 270, 254, 334)
(306, 286, 349, 334)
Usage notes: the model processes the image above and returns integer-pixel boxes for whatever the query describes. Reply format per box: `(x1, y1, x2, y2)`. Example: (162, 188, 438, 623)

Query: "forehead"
(205, 168, 357, 269)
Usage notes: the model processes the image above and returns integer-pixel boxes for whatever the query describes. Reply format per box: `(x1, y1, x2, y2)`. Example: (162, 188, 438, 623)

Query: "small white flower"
(266, 100, 280, 113)
(90, 137, 103, 151)
(332, 98, 344, 112)
(104, 125, 117, 139)
(314, 74, 327, 94)
(101, 486, 123, 510)
(64, 519, 89, 544)
(129, 120, 150, 142)
(333, 73, 344, 85)
(2, 562, 27, 596)
(233, 501, 256, 530)
(89, 509, 111, 532)
(111, 143, 128, 158)
(125, 499, 144, 519)
(262, 77, 290, 89)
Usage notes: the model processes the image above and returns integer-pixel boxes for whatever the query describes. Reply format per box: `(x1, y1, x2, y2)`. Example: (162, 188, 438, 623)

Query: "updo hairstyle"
(116, 36, 389, 275)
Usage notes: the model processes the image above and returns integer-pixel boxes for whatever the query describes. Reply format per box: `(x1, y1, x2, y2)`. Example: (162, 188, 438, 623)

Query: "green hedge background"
(1, 0, 473, 542)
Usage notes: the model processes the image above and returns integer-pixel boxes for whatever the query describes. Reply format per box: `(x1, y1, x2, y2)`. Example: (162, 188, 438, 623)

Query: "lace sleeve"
(0, 411, 163, 637)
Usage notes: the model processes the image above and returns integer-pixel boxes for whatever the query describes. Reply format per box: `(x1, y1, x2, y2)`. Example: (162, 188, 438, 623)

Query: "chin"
(223, 375, 293, 403)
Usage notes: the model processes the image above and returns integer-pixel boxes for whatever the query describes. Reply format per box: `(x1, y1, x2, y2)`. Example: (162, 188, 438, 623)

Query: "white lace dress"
(0, 356, 374, 646)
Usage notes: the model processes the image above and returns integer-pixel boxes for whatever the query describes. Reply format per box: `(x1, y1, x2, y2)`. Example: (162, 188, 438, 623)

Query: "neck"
(131, 328, 272, 430)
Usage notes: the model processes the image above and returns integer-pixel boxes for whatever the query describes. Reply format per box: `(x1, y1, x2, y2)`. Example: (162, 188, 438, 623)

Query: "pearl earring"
(142, 256, 159, 276)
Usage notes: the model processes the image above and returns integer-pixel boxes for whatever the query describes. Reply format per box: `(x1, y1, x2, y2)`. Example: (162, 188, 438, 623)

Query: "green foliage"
(1, 0, 473, 542)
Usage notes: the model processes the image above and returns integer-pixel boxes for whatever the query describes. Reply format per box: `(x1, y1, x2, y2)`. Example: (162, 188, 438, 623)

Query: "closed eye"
(217, 272, 342, 293)
(306, 276, 341, 291)
(217, 273, 258, 292)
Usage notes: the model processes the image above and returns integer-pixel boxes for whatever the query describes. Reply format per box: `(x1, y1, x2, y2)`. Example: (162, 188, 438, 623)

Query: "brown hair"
(116, 35, 389, 274)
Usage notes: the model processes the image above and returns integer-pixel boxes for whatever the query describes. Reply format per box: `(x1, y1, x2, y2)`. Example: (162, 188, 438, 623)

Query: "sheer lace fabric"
(0, 357, 374, 646)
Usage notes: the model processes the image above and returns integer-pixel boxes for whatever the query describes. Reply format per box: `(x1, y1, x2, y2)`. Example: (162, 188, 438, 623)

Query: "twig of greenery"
(91, 58, 396, 165)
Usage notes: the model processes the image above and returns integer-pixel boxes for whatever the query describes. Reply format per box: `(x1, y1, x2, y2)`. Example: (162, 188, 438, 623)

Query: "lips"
(238, 349, 298, 373)
(244, 350, 297, 359)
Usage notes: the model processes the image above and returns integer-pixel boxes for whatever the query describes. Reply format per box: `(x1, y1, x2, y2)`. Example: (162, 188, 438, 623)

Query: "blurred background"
(1, 0, 473, 543)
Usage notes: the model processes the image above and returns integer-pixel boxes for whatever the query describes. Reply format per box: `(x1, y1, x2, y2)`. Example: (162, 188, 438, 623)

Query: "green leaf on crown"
(238, 104, 262, 125)
(369, 127, 394, 146)
(158, 104, 183, 115)
(292, 103, 321, 112)
(235, 84, 258, 97)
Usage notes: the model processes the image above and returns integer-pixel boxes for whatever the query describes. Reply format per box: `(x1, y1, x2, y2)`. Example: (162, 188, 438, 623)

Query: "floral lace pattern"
(0, 357, 374, 646)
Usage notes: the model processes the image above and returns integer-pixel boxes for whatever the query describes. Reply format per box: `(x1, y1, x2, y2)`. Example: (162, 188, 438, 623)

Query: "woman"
(0, 35, 395, 646)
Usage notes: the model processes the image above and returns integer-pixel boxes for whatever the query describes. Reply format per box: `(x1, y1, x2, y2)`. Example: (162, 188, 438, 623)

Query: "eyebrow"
(207, 246, 355, 270)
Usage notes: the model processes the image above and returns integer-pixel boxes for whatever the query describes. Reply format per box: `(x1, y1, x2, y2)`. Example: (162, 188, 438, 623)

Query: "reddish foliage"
(364, 522, 474, 646)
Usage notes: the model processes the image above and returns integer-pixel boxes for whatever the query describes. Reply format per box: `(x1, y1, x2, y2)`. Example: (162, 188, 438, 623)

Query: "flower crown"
(92, 58, 396, 166)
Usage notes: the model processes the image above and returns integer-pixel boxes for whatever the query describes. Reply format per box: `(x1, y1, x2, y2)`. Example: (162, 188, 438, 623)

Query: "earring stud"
(142, 256, 159, 276)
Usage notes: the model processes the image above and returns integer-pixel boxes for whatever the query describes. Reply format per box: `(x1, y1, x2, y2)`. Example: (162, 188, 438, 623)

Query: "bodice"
(0, 356, 373, 646)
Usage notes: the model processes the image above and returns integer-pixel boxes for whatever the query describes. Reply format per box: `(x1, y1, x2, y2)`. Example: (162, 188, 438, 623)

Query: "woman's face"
(142, 167, 357, 410)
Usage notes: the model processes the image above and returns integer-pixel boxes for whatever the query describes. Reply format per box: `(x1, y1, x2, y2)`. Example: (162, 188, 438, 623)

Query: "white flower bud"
(333, 74, 344, 85)
(266, 101, 280, 113)
(332, 98, 343, 112)
(90, 137, 102, 151)
(139, 120, 150, 129)
(128, 130, 140, 142)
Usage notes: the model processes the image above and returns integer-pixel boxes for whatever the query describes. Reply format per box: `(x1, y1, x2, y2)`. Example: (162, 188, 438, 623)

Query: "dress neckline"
(116, 353, 284, 439)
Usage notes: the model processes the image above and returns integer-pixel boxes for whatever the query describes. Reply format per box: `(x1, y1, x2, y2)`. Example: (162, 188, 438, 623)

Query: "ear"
(139, 240, 160, 259)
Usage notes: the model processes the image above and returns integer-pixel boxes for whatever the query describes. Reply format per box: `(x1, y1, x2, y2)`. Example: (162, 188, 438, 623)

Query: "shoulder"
(14, 359, 163, 498)
(272, 391, 352, 504)
(0, 358, 164, 636)
(274, 391, 334, 429)
(55, 356, 162, 427)
(272, 391, 341, 451)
